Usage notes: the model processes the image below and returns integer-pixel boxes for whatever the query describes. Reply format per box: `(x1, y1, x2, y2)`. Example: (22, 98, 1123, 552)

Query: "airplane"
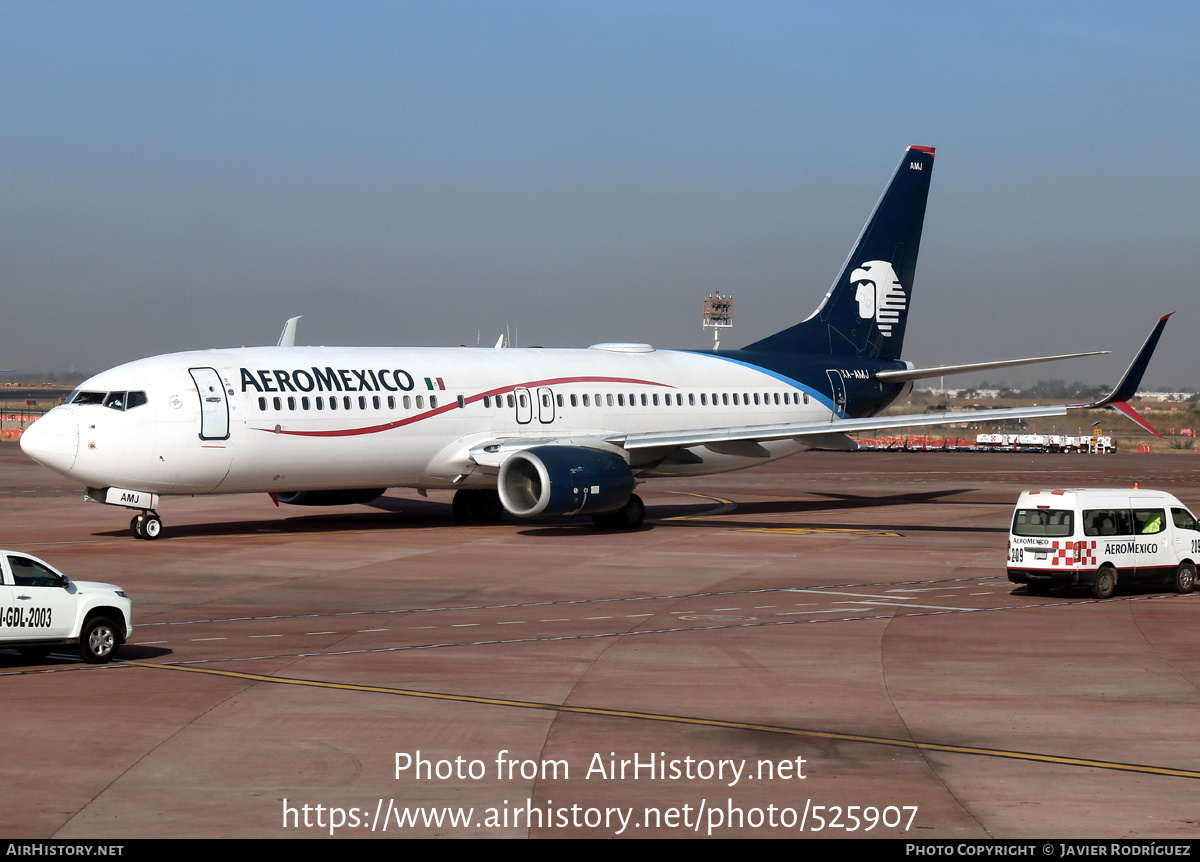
(19, 145, 1171, 540)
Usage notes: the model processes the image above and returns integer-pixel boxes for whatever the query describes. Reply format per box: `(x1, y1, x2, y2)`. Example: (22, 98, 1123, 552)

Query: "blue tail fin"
(745, 145, 935, 361)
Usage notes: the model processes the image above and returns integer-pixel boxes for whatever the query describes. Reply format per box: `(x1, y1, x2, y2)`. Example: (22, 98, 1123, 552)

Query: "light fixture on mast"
(702, 291, 733, 351)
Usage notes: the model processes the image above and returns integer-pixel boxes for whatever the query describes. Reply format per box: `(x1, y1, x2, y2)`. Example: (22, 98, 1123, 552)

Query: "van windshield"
(1012, 508, 1073, 538)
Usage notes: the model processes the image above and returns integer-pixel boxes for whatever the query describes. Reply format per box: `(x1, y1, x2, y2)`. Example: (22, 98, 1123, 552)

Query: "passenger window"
(273, 397, 281, 410)
(373, 396, 380, 409)
(388, 396, 395, 409)
(7, 556, 63, 588)
(258, 397, 267, 410)
(359, 396, 367, 409)
(287, 397, 296, 410)
(430, 396, 438, 408)
(1172, 508, 1199, 531)
(1134, 509, 1166, 534)
(1084, 509, 1132, 536)
(302, 397, 310, 410)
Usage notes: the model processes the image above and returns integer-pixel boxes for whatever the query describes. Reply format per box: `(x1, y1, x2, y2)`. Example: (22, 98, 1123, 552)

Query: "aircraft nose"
(20, 408, 79, 475)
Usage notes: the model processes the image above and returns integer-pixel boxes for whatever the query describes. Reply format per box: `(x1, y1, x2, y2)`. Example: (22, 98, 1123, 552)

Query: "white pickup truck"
(1, 551, 133, 663)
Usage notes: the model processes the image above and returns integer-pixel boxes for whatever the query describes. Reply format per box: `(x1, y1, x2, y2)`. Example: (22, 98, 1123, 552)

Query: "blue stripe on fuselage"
(683, 350, 845, 418)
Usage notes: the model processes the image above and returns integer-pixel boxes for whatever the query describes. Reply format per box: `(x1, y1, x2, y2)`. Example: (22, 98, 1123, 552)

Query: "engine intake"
(497, 446, 634, 517)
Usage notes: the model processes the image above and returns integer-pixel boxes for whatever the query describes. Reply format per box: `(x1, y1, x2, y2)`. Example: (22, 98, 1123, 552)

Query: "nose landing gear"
(130, 512, 163, 540)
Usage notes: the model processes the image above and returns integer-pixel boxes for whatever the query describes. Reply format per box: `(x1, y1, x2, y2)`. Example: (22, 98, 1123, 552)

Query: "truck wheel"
(1092, 566, 1117, 600)
(79, 617, 120, 664)
(1173, 562, 1196, 594)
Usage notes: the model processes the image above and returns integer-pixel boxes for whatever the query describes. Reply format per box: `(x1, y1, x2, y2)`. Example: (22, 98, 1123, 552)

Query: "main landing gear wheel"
(451, 489, 504, 524)
(130, 513, 163, 540)
(592, 493, 645, 530)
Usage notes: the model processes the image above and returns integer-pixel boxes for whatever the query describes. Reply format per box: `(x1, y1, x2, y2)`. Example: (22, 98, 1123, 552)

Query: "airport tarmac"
(2, 443, 1198, 839)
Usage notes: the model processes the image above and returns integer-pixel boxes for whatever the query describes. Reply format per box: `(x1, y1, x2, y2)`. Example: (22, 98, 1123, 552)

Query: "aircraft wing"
(874, 350, 1108, 383)
(613, 404, 1070, 451)
(619, 313, 1172, 451)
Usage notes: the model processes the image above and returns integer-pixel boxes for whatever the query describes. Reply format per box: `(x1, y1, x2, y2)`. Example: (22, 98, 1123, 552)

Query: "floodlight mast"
(702, 291, 733, 351)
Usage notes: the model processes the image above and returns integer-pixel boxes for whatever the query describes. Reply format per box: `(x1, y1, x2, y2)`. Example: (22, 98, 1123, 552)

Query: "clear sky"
(2, 1, 1196, 388)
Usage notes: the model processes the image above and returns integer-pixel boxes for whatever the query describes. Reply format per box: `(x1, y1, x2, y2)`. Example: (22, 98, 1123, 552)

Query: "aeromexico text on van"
(1105, 541, 1158, 555)
(239, 367, 436, 395)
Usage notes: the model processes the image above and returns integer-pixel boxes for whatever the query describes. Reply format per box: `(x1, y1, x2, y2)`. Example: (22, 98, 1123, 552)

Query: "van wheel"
(1173, 562, 1196, 594)
(1092, 566, 1117, 600)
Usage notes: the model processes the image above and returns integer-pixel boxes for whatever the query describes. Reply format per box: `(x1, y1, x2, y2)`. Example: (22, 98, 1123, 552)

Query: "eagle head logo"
(851, 260, 906, 336)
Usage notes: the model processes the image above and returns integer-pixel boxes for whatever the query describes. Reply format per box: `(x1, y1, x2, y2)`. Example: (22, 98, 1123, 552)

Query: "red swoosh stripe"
(253, 375, 673, 438)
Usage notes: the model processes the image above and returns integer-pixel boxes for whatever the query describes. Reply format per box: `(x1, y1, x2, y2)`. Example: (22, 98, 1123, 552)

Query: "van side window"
(1172, 508, 1199, 531)
(1083, 509, 1133, 536)
(1134, 509, 1165, 535)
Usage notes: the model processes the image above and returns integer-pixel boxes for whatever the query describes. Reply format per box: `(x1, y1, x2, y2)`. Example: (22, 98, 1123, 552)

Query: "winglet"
(277, 315, 303, 348)
(1076, 313, 1172, 438)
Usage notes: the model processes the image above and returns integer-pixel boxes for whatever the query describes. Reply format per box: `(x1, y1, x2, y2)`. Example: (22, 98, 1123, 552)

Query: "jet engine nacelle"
(275, 489, 386, 506)
(497, 445, 635, 517)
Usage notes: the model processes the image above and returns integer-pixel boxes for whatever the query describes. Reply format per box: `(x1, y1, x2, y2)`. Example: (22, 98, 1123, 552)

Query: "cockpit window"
(69, 390, 147, 411)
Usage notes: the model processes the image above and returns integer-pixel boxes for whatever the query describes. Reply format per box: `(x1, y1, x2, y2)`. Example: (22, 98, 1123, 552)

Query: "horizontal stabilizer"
(875, 351, 1108, 383)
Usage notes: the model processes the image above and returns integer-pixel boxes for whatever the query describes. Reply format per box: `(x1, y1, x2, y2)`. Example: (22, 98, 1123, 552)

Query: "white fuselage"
(24, 344, 839, 498)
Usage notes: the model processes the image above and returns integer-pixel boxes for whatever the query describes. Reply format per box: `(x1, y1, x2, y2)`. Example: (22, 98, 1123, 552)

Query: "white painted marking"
(793, 590, 914, 600)
(854, 600, 970, 611)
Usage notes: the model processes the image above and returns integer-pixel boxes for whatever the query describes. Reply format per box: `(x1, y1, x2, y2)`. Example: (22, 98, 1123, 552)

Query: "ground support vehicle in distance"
(1007, 489, 1200, 599)
(0, 552, 132, 662)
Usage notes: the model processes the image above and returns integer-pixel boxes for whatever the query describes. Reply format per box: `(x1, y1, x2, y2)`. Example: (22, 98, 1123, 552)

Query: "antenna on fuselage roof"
(277, 316, 302, 347)
(703, 292, 732, 351)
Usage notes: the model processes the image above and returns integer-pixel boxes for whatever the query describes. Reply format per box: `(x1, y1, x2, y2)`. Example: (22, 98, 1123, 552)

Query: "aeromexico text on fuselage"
(239, 366, 428, 394)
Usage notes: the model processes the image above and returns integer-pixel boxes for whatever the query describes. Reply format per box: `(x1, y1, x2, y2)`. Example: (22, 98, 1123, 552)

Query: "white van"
(1007, 488, 1200, 599)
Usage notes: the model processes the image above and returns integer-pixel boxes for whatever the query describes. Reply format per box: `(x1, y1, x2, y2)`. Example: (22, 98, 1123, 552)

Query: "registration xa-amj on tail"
(21, 146, 1171, 539)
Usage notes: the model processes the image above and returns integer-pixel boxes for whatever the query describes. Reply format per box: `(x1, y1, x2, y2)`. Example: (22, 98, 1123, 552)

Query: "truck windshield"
(1012, 509, 1073, 538)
